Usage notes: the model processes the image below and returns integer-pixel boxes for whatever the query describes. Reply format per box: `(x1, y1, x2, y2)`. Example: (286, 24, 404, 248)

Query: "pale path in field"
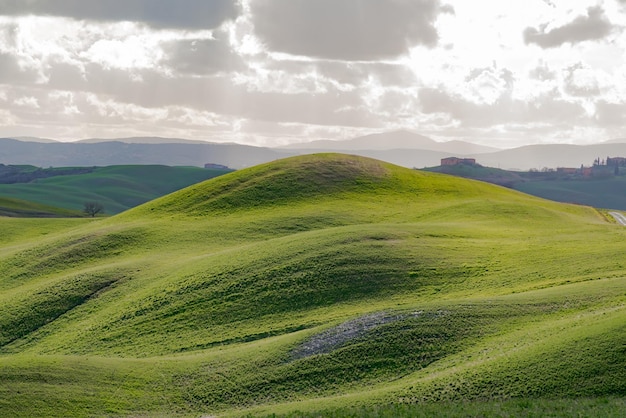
(609, 212, 626, 226)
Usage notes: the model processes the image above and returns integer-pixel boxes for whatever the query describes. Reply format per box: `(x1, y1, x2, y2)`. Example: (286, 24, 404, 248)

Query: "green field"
(0, 196, 83, 217)
(424, 163, 626, 211)
(0, 164, 231, 215)
(1, 154, 625, 417)
(514, 175, 626, 210)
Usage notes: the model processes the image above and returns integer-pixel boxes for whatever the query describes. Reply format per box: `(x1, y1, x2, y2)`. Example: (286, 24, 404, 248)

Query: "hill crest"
(129, 153, 578, 221)
(133, 154, 395, 215)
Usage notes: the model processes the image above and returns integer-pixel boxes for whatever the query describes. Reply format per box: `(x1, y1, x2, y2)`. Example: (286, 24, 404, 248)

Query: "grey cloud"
(75, 63, 380, 128)
(0, 0, 240, 30)
(524, 6, 614, 48)
(239, 119, 310, 137)
(525, 91, 588, 122)
(316, 61, 417, 87)
(0, 22, 18, 48)
(161, 32, 244, 75)
(232, 88, 381, 128)
(363, 63, 418, 87)
(46, 61, 87, 91)
(251, 0, 445, 60)
(595, 101, 626, 125)
(377, 90, 419, 121)
(563, 63, 602, 97)
(249, 58, 417, 95)
(419, 86, 585, 128)
(440, 4, 455, 15)
(529, 63, 556, 81)
(0, 53, 40, 84)
(465, 67, 515, 91)
(262, 60, 361, 87)
(419, 87, 480, 122)
(0, 87, 63, 125)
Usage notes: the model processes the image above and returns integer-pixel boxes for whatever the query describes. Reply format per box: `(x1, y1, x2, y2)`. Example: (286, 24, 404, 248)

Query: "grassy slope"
(0, 165, 231, 214)
(0, 154, 625, 417)
(0, 196, 83, 217)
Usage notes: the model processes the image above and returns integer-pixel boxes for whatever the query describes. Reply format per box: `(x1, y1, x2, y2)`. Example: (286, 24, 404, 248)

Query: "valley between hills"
(1, 154, 626, 417)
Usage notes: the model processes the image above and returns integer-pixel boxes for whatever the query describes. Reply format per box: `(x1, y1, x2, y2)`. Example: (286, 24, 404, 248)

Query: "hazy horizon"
(1, 1, 625, 148)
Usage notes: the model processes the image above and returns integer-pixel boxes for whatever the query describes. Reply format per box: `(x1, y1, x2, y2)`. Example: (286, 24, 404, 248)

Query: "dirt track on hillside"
(609, 211, 626, 226)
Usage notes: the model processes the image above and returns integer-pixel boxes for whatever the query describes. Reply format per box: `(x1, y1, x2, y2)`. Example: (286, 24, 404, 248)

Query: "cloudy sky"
(0, 0, 625, 148)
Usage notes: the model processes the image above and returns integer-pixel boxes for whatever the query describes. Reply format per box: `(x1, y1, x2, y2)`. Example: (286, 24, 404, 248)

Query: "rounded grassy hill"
(1, 154, 625, 417)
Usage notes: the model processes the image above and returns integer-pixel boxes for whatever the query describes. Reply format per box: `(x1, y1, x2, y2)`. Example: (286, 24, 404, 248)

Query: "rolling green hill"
(0, 164, 232, 214)
(1, 154, 625, 417)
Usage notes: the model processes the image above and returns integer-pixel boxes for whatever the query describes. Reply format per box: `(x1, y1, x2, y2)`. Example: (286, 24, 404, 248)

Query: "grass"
(0, 164, 231, 214)
(264, 397, 626, 417)
(0, 153, 625, 416)
(0, 196, 83, 217)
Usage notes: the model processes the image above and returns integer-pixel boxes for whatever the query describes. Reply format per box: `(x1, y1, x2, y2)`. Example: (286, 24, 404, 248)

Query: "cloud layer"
(0, 0, 625, 147)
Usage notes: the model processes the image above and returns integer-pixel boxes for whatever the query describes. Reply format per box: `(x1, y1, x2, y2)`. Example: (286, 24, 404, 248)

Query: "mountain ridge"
(0, 138, 291, 169)
(4, 133, 626, 171)
(280, 130, 499, 154)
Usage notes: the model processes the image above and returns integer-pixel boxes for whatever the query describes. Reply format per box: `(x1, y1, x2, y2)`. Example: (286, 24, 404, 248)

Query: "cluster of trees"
(593, 157, 626, 167)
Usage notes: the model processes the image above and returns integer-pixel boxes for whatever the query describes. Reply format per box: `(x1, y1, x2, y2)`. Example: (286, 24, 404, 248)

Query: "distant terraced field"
(1, 154, 625, 417)
(0, 164, 232, 215)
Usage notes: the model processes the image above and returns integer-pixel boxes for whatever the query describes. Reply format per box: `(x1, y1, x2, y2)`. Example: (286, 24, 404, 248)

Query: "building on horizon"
(556, 167, 577, 174)
(607, 157, 626, 167)
(441, 157, 476, 166)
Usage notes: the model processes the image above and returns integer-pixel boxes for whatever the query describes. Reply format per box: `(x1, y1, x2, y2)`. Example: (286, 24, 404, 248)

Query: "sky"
(0, 0, 625, 148)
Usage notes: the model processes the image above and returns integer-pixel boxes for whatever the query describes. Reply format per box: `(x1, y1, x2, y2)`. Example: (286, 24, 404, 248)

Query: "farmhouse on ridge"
(607, 157, 626, 166)
(441, 157, 476, 166)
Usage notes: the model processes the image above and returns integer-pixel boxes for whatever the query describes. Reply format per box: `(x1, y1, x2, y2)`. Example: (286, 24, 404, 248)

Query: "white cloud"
(84, 38, 161, 70)
(14, 96, 40, 109)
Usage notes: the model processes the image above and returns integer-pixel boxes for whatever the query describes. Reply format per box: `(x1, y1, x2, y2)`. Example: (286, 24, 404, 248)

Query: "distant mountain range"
(75, 136, 217, 145)
(3, 133, 626, 170)
(473, 143, 626, 171)
(602, 138, 626, 144)
(0, 138, 291, 169)
(280, 130, 499, 154)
